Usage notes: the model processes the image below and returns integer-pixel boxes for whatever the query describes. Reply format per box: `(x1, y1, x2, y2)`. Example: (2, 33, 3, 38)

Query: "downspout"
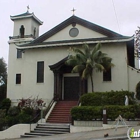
(126, 45, 129, 91)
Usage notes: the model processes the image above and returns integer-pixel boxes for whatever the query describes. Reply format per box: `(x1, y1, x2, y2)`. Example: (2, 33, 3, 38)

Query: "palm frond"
(73, 47, 85, 56)
(95, 63, 105, 72)
(72, 65, 85, 73)
(82, 66, 92, 79)
(91, 43, 101, 56)
(83, 44, 90, 58)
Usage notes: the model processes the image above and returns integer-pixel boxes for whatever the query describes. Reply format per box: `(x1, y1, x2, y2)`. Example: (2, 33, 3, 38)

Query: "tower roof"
(10, 11, 43, 25)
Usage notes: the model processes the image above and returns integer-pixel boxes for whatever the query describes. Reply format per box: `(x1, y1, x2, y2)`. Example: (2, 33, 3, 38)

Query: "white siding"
(7, 42, 129, 104)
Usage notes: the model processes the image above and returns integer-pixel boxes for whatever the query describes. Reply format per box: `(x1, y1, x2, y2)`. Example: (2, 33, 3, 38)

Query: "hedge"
(80, 91, 135, 106)
(71, 105, 140, 121)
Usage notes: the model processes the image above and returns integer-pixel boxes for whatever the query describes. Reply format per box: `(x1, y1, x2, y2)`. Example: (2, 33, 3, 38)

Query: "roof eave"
(16, 36, 134, 50)
(10, 14, 43, 25)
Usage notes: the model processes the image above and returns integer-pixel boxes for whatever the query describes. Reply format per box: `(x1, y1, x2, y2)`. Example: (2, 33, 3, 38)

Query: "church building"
(7, 10, 140, 106)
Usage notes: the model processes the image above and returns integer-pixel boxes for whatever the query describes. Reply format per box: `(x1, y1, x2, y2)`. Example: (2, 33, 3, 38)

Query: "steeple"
(10, 10, 43, 40)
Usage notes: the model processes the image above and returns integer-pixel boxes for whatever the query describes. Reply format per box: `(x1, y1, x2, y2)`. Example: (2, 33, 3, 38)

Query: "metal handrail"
(29, 98, 55, 131)
(43, 98, 55, 118)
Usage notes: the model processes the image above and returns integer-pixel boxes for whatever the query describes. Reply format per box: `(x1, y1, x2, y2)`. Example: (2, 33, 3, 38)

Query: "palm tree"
(66, 43, 114, 92)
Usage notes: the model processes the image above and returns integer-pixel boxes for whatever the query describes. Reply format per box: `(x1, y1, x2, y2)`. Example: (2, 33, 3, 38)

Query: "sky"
(0, 0, 140, 64)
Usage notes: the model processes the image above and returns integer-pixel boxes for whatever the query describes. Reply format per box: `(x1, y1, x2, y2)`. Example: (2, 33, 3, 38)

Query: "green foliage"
(0, 109, 6, 130)
(0, 58, 7, 85)
(0, 97, 44, 129)
(136, 81, 140, 99)
(7, 106, 20, 116)
(80, 91, 135, 106)
(66, 43, 114, 92)
(22, 107, 34, 115)
(71, 106, 102, 120)
(71, 105, 139, 121)
(18, 112, 32, 123)
(5, 115, 19, 127)
(0, 98, 11, 111)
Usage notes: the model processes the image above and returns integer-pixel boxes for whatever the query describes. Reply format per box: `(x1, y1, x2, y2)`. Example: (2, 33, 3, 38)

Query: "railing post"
(71, 117, 74, 125)
(103, 108, 107, 124)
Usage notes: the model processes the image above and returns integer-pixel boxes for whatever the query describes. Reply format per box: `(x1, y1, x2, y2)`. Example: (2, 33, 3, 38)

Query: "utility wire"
(112, 0, 121, 34)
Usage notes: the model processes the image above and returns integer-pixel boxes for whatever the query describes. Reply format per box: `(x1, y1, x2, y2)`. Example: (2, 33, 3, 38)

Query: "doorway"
(63, 75, 80, 100)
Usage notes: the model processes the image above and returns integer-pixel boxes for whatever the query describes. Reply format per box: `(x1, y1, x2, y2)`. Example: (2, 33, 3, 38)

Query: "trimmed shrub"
(80, 91, 135, 106)
(71, 105, 140, 121)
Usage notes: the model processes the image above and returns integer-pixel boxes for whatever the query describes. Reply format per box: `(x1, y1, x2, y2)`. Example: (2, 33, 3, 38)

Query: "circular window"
(69, 28, 79, 37)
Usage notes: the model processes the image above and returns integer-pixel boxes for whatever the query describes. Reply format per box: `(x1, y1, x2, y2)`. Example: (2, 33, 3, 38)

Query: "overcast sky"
(0, 0, 140, 64)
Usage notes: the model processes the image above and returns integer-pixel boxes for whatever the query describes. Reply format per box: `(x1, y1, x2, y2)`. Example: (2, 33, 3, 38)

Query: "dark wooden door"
(64, 77, 80, 100)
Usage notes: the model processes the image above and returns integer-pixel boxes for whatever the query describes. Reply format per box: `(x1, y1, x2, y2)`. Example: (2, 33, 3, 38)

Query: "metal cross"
(71, 8, 76, 15)
(27, 5, 30, 12)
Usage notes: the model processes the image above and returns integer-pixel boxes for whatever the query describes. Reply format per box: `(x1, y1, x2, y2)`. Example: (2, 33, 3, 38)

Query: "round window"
(69, 28, 79, 37)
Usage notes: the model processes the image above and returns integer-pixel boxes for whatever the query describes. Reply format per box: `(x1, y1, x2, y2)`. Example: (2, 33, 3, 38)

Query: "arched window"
(34, 27, 36, 37)
(20, 25, 25, 38)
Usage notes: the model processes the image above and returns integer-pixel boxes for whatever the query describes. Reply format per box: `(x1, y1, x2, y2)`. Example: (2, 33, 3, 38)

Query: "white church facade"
(7, 10, 140, 105)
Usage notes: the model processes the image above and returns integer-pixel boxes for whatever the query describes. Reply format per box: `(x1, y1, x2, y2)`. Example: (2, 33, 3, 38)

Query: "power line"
(112, 0, 121, 34)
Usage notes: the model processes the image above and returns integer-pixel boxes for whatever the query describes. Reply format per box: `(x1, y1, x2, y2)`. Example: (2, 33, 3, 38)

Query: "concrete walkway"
(2, 126, 140, 140)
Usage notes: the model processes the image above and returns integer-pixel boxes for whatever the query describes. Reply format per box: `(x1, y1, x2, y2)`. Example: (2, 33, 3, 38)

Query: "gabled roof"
(31, 15, 124, 44)
(10, 11, 43, 25)
(49, 56, 68, 71)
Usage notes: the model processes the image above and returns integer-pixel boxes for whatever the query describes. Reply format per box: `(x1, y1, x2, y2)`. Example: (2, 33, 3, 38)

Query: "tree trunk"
(90, 74, 94, 92)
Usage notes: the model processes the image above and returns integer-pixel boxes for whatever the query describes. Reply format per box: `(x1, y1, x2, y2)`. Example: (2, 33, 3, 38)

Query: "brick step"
(47, 117, 70, 120)
(48, 114, 70, 116)
(48, 117, 70, 120)
(56, 103, 77, 105)
(52, 109, 71, 113)
(52, 108, 71, 111)
(47, 120, 70, 123)
(50, 113, 70, 115)
(47, 101, 77, 123)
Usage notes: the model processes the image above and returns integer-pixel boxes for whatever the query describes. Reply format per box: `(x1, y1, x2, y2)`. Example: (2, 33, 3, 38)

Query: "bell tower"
(10, 10, 43, 41)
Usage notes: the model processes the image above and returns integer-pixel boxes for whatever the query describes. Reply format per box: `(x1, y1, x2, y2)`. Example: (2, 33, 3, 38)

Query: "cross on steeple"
(27, 5, 30, 12)
(71, 8, 76, 16)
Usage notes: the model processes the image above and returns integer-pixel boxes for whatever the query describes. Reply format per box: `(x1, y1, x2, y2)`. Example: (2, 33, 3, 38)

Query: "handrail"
(30, 112, 40, 123)
(77, 97, 81, 106)
(43, 98, 55, 118)
(29, 98, 55, 131)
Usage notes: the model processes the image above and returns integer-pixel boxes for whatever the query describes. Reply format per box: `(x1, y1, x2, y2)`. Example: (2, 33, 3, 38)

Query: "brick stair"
(46, 101, 77, 123)
(21, 123, 70, 138)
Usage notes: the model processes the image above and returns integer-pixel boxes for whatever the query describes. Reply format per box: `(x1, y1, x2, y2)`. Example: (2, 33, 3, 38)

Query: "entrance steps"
(21, 123, 70, 138)
(47, 101, 77, 123)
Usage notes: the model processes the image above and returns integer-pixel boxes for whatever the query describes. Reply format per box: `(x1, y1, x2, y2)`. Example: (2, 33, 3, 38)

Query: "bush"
(22, 107, 34, 115)
(136, 81, 140, 99)
(5, 115, 19, 126)
(71, 105, 140, 121)
(0, 98, 11, 111)
(7, 106, 20, 116)
(18, 112, 32, 123)
(0, 109, 6, 130)
(80, 91, 135, 106)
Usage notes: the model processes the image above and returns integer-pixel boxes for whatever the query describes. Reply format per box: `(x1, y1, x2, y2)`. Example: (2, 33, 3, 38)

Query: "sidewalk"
(3, 125, 140, 140)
